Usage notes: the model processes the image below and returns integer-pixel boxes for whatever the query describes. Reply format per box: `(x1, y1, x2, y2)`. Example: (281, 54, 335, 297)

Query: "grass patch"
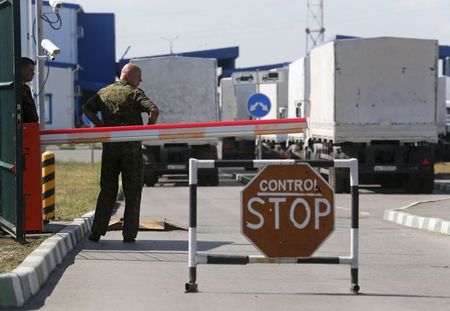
(55, 161, 101, 221)
(0, 161, 101, 274)
(0, 236, 47, 274)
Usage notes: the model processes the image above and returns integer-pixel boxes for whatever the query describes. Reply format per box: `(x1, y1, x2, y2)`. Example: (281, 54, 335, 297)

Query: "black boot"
(88, 232, 101, 242)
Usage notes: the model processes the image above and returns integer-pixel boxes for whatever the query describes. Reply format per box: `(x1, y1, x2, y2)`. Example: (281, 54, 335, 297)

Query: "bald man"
(83, 63, 159, 243)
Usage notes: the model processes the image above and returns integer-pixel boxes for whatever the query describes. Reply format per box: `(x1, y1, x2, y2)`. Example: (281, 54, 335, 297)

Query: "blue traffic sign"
(247, 93, 271, 118)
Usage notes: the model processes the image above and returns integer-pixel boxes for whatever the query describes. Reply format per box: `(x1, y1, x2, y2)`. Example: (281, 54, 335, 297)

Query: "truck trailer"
(219, 74, 257, 160)
(288, 37, 442, 193)
(131, 56, 220, 186)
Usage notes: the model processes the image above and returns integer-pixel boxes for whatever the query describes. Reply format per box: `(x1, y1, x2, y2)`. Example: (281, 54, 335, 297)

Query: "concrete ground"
(10, 184, 450, 311)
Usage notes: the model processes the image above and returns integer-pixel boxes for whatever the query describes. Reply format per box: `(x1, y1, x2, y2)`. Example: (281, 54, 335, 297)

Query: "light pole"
(160, 35, 179, 55)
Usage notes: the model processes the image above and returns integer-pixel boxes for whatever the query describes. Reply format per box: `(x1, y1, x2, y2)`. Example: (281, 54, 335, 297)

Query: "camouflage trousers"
(91, 142, 143, 239)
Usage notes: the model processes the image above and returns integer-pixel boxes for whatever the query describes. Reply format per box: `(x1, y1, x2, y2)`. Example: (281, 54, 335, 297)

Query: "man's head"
(120, 63, 142, 88)
(21, 57, 35, 84)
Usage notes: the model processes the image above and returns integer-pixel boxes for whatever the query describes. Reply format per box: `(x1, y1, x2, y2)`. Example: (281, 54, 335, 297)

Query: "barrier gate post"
(185, 158, 359, 294)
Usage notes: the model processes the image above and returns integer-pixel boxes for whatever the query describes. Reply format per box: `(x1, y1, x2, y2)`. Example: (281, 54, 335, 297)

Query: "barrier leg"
(185, 159, 198, 293)
(349, 159, 360, 294)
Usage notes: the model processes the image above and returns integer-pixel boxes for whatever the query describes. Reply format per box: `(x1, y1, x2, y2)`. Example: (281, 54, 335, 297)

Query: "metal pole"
(186, 158, 198, 293)
(349, 158, 359, 294)
(256, 70, 262, 160)
(90, 144, 94, 165)
(35, 0, 45, 130)
(15, 0, 26, 244)
(27, 0, 33, 57)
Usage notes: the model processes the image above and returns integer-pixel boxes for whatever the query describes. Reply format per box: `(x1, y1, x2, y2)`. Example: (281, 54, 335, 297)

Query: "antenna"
(305, 0, 325, 54)
(120, 45, 131, 60)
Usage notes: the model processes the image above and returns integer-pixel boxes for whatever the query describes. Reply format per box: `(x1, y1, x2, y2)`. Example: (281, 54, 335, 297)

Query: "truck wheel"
(329, 168, 350, 193)
(144, 173, 158, 187)
(381, 175, 400, 189)
(420, 173, 434, 194)
(198, 169, 219, 186)
(405, 175, 420, 194)
(404, 172, 434, 194)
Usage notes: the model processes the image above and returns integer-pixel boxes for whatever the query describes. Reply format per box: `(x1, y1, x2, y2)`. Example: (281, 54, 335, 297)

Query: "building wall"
(43, 64, 75, 129)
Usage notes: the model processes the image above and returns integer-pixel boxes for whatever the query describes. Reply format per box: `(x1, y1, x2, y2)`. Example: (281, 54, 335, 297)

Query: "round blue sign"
(247, 93, 271, 118)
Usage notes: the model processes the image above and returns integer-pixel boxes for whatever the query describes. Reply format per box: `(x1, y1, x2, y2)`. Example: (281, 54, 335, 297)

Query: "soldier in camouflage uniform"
(21, 57, 39, 123)
(83, 63, 159, 243)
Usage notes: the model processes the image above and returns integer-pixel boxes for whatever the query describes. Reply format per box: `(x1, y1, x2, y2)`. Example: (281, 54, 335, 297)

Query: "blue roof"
(131, 46, 239, 61)
(116, 46, 239, 78)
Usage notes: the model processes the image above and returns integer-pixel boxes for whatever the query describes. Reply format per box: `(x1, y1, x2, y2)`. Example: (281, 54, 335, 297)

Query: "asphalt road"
(14, 171, 450, 311)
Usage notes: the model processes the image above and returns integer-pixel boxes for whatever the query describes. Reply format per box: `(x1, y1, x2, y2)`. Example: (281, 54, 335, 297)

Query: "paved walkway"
(1, 179, 450, 308)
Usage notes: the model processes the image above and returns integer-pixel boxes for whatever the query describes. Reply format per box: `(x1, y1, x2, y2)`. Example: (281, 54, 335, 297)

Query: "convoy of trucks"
(285, 37, 444, 193)
(133, 36, 447, 192)
(220, 37, 447, 193)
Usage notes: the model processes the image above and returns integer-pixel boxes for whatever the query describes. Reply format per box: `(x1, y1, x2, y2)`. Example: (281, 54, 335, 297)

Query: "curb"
(384, 197, 450, 237)
(0, 211, 94, 308)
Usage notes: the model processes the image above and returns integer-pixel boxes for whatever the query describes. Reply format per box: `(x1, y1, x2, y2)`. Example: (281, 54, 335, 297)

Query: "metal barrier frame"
(185, 158, 360, 294)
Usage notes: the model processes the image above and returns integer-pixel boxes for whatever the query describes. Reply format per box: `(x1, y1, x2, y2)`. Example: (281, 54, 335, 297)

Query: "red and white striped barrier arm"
(40, 118, 307, 145)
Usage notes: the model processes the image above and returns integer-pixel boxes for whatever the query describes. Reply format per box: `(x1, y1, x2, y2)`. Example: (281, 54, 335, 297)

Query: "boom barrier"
(40, 118, 307, 145)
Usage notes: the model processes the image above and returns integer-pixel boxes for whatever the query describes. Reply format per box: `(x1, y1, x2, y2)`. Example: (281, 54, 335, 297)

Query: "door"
(0, 0, 24, 241)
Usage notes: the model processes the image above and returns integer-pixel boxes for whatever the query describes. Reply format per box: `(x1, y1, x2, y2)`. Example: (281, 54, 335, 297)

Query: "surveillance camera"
(41, 39, 60, 59)
(49, 0, 63, 13)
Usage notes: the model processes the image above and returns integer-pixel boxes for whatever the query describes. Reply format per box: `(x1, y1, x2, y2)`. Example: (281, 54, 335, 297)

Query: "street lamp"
(160, 35, 179, 55)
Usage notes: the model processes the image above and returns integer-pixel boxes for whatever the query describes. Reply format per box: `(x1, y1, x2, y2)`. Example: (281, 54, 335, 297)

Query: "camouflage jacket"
(83, 79, 158, 126)
(22, 84, 39, 123)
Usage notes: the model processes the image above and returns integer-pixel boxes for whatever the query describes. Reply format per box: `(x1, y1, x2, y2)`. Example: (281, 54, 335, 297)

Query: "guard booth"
(0, 0, 25, 241)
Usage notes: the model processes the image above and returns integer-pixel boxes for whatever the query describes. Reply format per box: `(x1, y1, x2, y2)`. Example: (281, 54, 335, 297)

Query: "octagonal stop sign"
(241, 163, 335, 258)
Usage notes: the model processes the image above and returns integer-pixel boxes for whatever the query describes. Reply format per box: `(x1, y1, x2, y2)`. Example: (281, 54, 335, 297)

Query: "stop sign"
(241, 163, 334, 258)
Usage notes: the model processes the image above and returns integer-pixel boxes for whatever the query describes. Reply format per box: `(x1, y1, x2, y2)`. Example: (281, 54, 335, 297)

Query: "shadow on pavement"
(200, 291, 450, 299)
(82, 239, 232, 252)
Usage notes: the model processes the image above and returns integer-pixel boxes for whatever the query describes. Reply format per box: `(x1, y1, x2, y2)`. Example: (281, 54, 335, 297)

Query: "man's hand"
(147, 109, 159, 125)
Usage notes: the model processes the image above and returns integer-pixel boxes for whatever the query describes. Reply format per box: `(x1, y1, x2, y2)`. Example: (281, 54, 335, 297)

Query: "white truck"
(258, 67, 290, 157)
(287, 37, 442, 193)
(131, 56, 220, 186)
(285, 56, 310, 158)
(220, 68, 290, 160)
(219, 74, 256, 159)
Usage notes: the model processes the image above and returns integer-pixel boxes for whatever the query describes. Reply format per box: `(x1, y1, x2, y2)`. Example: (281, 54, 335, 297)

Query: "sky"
(67, 0, 449, 68)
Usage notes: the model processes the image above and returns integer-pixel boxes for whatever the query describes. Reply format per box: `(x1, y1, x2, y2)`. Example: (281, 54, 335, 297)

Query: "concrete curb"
(384, 196, 450, 237)
(0, 211, 94, 308)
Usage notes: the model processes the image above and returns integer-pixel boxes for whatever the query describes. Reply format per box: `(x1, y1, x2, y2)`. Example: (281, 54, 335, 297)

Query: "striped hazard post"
(42, 151, 56, 221)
